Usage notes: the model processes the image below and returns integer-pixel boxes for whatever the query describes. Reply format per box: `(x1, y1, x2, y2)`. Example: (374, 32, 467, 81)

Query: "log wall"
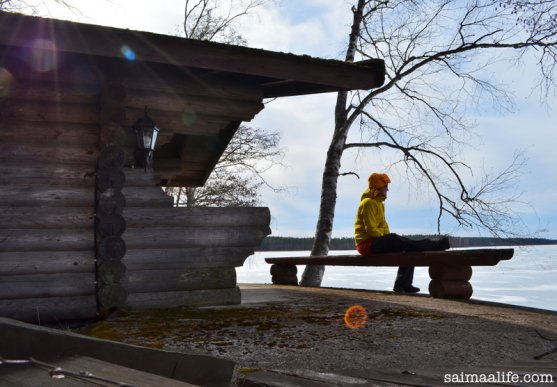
(0, 58, 271, 322)
(122, 169, 271, 310)
(0, 73, 100, 322)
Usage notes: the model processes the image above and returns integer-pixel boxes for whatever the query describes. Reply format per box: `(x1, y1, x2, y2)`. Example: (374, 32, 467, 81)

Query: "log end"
(429, 279, 473, 299)
(99, 284, 128, 311)
(98, 236, 127, 261)
(270, 264, 299, 285)
(429, 265, 472, 281)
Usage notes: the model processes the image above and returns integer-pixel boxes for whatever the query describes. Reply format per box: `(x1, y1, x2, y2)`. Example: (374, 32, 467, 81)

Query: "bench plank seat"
(265, 248, 514, 267)
(265, 248, 514, 300)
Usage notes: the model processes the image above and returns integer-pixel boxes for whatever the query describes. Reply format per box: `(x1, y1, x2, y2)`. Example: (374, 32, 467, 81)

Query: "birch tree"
(301, 0, 557, 286)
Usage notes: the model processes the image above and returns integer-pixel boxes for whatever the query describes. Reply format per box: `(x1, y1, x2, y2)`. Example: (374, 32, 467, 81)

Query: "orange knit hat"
(368, 173, 391, 189)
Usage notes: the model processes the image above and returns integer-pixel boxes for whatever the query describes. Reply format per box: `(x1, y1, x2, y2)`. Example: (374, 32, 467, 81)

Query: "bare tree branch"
(183, 0, 268, 44)
(165, 125, 284, 207)
(339, 171, 360, 179)
(303, 0, 555, 286)
(0, 0, 79, 15)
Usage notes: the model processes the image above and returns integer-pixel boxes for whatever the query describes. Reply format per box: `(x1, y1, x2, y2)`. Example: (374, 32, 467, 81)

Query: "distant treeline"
(257, 235, 557, 251)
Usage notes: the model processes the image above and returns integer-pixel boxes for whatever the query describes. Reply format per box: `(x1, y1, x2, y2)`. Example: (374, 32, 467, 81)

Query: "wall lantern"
(133, 106, 159, 171)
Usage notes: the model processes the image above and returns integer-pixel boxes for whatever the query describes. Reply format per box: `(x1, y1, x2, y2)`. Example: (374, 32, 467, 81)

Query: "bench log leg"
(428, 265, 473, 299)
(270, 264, 298, 285)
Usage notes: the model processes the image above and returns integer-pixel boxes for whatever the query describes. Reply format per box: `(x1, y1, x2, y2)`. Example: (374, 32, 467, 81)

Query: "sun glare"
(0, 67, 15, 100)
(120, 45, 136, 61)
(344, 305, 368, 329)
(29, 39, 58, 72)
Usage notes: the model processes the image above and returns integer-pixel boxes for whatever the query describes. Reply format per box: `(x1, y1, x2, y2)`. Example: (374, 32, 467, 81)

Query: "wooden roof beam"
(0, 12, 385, 97)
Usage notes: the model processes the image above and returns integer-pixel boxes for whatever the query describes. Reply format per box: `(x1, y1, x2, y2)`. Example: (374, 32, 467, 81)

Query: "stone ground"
(76, 285, 557, 385)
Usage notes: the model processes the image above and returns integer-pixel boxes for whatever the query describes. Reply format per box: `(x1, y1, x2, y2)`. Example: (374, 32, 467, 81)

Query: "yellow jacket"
(354, 188, 390, 245)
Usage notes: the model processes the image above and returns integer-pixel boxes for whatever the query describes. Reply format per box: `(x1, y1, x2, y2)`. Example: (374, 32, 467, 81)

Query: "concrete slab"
(5, 285, 556, 386)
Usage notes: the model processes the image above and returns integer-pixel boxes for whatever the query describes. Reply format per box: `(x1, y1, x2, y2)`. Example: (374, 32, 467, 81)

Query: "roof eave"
(0, 12, 385, 93)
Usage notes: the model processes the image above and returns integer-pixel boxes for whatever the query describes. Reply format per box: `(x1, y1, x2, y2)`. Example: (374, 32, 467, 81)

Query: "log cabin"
(0, 11, 385, 322)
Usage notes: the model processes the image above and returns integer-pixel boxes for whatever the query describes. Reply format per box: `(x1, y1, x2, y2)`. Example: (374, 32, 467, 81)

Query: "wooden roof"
(0, 11, 385, 186)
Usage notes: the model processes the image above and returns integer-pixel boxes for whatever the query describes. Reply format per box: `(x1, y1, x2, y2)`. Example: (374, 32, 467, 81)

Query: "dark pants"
(371, 233, 444, 288)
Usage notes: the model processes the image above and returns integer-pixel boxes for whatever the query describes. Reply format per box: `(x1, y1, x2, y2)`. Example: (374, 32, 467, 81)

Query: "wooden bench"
(265, 249, 514, 299)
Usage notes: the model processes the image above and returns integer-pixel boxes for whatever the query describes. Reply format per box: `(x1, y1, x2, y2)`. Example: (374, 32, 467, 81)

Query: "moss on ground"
(75, 303, 445, 353)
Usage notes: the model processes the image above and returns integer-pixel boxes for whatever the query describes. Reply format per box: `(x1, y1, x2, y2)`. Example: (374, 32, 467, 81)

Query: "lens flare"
(29, 39, 58, 72)
(344, 305, 368, 329)
(120, 45, 136, 61)
(0, 67, 15, 100)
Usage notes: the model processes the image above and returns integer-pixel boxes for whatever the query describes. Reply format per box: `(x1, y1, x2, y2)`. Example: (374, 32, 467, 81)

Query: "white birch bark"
(300, 0, 366, 287)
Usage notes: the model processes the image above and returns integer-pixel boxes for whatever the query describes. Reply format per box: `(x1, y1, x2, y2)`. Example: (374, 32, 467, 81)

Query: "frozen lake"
(237, 245, 557, 312)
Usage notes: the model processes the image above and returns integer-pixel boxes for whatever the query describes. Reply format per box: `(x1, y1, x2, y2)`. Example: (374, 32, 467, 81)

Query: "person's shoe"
(438, 237, 450, 250)
(393, 285, 420, 293)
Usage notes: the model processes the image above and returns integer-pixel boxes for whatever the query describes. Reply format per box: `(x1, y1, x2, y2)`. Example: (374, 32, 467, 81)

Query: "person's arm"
(361, 200, 387, 238)
(380, 205, 390, 235)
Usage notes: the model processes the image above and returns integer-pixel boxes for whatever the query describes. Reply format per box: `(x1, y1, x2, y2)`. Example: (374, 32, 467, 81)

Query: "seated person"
(354, 173, 450, 293)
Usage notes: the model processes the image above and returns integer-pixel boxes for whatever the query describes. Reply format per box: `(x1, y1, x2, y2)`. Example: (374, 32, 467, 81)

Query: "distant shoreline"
(256, 235, 557, 251)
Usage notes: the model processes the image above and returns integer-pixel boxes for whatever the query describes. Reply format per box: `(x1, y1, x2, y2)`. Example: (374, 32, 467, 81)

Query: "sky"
(21, 0, 557, 240)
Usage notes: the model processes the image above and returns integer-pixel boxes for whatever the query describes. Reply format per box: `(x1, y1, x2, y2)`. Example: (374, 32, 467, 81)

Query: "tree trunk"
(299, 125, 349, 286)
(174, 187, 183, 206)
(186, 187, 197, 207)
(300, 0, 365, 287)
